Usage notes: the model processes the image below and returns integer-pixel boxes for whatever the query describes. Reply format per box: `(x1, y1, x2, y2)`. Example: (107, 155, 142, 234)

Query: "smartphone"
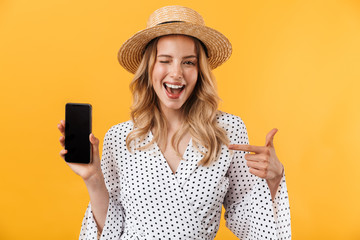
(65, 103, 92, 164)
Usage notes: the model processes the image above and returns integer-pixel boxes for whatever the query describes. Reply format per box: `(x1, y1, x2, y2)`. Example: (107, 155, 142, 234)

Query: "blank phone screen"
(65, 103, 92, 164)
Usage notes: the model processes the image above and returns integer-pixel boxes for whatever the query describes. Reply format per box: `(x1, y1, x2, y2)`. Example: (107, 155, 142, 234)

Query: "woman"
(58, 5, 291, 240)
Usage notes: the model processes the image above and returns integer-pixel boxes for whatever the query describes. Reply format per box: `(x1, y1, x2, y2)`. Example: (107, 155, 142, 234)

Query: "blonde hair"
(126, 35, 229, 166)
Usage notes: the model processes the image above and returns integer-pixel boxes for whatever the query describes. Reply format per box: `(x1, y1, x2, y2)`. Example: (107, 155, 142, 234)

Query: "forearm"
(84, 173, 110, 232)
(266, 166, 284, 200)
(266, 177, 281, 200)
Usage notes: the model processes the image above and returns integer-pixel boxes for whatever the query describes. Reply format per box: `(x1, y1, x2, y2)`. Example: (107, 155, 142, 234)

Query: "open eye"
(184, 61, 196, 66)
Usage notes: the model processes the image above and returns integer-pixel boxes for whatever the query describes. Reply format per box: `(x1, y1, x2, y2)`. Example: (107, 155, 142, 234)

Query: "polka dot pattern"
(79, 112, 291, 239)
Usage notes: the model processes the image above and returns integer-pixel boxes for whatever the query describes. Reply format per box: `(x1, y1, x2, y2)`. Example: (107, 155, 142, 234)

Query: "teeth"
(165, 83, 184, 89)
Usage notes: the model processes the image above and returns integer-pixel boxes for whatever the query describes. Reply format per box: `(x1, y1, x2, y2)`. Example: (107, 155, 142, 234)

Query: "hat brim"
(118, 22, 232, 74)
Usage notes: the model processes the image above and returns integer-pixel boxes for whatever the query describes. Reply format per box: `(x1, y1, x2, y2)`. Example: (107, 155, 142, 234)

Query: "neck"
(161, 107, 184, 133)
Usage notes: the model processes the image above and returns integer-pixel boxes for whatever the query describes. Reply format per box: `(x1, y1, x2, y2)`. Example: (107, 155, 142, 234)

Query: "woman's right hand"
(58, 120, 102, 182)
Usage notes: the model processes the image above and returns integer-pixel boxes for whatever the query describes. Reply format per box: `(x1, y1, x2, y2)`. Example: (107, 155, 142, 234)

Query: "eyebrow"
(157, 54, 197, 59)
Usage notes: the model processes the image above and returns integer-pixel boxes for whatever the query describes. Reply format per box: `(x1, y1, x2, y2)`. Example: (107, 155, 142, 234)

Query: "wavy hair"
(126, 35, 229, 166)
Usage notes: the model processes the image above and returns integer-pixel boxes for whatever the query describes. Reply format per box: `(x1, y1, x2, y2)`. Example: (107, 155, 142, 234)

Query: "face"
(151, 35, 198, 114)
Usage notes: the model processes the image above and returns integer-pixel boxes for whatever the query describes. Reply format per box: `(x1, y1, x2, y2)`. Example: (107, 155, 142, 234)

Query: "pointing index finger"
(228, 144, 265, 153)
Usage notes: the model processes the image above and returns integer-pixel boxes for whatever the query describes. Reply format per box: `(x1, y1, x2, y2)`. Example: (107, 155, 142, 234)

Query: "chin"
(160, 101, 185, 111)
(166, 104, 183, 110)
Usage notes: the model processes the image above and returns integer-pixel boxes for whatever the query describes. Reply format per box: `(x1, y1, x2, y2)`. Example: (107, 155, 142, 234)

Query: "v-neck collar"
(148, 130, 203, 187)
(149, 130, 192, 169)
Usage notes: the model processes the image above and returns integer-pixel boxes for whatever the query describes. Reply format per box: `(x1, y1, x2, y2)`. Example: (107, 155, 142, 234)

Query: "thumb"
(265, 128, 278, 147)
(89, 133, 100, 160)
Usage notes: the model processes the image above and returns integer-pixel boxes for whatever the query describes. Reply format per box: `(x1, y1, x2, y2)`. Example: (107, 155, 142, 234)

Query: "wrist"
(84, 171, 105, 189)
(267, 164, 284, 189)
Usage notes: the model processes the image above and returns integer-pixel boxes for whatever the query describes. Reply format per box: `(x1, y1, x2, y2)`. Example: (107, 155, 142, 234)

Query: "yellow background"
(1, 0, 359, 239)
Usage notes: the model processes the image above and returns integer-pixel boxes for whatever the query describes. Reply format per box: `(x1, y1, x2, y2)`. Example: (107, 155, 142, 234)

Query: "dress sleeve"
(223, 119, 291, 240)
(79, 128, 125, 240)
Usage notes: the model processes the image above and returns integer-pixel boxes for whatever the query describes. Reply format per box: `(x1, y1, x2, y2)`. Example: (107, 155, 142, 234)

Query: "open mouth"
(163, 83, 185, 95)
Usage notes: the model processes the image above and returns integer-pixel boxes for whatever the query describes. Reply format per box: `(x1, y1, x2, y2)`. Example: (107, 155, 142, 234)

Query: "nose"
(170, 62, 183, 80)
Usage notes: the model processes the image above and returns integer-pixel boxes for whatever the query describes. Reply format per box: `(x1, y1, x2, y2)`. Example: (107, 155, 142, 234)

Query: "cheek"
(184, 69, 198, 88)
(152, 64, 167, 83)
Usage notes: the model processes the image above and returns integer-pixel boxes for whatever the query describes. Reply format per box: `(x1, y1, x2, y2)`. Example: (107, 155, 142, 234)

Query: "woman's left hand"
(228, 128, 284, 199)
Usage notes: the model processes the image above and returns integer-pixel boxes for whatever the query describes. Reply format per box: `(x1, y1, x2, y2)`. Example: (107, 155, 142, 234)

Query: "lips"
(163, 82, 185, 99)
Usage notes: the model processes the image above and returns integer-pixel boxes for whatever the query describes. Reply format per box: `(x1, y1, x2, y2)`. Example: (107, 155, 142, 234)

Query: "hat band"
(157, 20, 184, 25)
(153, 21, 209, 58)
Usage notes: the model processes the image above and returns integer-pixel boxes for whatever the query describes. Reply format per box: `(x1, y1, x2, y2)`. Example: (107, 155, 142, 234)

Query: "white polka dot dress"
(79, 112, 291, 240)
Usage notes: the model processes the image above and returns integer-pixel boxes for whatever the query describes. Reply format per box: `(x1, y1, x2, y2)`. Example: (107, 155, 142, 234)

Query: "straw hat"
(118, 5, 232, 74)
